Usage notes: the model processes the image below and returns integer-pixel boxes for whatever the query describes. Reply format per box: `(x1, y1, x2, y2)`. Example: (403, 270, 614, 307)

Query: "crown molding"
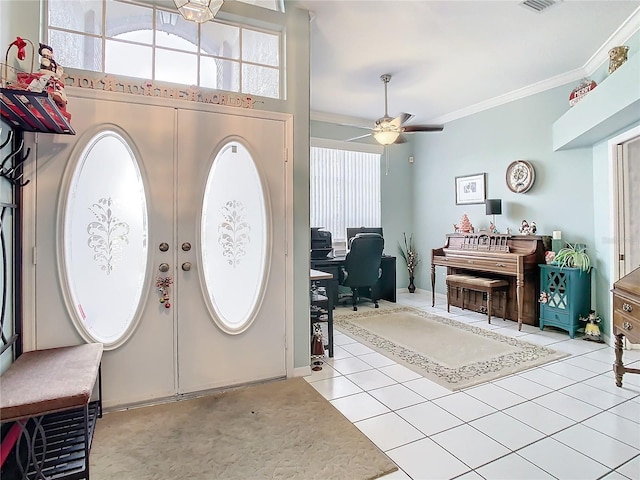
(430, 67, 589, 124)
(316, 7, 640, 127)
(583, 6, 640, 73)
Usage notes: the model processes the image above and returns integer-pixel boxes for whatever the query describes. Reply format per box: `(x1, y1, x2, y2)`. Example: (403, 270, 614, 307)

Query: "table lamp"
(485, 199, 502, 233)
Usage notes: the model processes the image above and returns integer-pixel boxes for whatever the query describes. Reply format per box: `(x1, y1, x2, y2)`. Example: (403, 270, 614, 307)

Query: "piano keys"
(431, 233, 551, 327)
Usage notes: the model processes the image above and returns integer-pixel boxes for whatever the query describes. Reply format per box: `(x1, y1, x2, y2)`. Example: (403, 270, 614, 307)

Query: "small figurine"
(488, 221, 498, 234)
(454, 213, 474, 234)
(519, 220, 537, 235)
(580, 310, 604, 343)
(545, 251, 556, 264)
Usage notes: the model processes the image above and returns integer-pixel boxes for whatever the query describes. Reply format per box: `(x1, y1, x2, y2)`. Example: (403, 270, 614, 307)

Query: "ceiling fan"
(348, 74, 444, 146)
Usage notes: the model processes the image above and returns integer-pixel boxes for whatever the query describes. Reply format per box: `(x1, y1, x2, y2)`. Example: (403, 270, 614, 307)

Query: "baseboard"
(292, 365, 311, 377)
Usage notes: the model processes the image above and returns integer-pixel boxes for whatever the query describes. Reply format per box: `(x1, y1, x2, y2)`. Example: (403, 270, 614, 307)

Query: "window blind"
(310, 146, 381, 245)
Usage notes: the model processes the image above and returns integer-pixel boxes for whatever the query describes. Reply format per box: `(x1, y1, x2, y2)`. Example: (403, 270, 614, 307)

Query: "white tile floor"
(305, 291, 640, 480)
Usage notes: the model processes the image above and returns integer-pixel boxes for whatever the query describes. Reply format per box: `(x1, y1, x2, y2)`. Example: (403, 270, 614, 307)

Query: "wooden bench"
(0, 343, 103, 479)
(446, 274, 509, 323)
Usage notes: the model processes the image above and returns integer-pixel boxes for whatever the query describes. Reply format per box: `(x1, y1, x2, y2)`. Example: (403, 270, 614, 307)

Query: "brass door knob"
(182, 262, 192, 271)
(159, 263, 170, 273)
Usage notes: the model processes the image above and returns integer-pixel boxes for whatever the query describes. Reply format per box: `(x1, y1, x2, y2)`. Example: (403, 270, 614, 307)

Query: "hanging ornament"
(156, 276, 174, 309)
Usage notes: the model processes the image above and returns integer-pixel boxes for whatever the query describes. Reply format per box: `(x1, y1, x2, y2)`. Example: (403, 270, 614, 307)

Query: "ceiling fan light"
(373, 130, 400, 145)
(174, 0, 223, 23)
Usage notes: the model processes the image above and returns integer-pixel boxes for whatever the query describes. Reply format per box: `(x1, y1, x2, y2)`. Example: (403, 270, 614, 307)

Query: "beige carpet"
(90, 377, 397, 480)
(334, 304, 568, 390)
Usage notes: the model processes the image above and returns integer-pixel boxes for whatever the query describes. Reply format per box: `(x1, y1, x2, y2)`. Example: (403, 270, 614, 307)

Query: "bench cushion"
(0, 343, 103, 422)
(446, 274, 509, 289)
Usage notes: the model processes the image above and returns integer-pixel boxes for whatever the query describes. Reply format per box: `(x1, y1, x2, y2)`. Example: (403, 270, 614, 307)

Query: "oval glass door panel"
(63, 131, 148, 347)
(202, 141, 268, 334)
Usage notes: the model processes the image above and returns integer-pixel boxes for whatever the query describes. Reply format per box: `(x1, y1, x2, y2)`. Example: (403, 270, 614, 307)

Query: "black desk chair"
(338, 233, 384, 311)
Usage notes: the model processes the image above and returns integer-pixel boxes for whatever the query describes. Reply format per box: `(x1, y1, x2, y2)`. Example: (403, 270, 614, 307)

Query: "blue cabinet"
(539, 265, 591, 338)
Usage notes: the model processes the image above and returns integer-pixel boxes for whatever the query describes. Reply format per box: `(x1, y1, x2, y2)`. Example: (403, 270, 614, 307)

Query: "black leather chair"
(338, 233, 384, 311)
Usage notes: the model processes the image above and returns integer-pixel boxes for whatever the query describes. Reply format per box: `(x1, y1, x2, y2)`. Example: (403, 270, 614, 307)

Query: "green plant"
(398, 232, 420, 276)
(552, 243, 592, 273)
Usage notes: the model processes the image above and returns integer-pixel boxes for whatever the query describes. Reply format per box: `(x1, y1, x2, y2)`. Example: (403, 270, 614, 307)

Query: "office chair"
(338, 233, 384, 311)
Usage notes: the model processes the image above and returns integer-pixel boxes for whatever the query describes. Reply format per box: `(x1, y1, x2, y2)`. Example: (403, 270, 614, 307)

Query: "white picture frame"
(455, 173, 486, 205)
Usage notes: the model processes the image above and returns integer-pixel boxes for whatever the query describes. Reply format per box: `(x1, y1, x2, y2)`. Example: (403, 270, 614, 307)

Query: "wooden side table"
(612, 267, 640, 387)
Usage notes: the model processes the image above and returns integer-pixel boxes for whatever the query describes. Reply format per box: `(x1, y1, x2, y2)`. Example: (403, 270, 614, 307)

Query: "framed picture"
(455, 173, 486, 205)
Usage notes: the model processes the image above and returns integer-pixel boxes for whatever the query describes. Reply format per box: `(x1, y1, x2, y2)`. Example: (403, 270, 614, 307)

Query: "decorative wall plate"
(506, 160, 535, 193)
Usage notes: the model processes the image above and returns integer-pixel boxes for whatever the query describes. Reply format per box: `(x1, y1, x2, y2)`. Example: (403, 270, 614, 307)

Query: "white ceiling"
(291, 0, 640, 127)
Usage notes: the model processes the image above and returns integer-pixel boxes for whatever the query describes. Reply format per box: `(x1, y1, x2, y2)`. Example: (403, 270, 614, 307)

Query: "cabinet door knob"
(622, 321, 633, 331)
(622, 303, 633, 313)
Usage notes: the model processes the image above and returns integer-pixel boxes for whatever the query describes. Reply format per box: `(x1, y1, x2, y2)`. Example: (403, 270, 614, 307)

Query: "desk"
(310, 269, 334, 357)
(310, 255, 396, 306)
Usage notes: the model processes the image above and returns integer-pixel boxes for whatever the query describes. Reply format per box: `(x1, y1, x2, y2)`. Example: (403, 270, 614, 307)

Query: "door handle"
(182, 262, 192, 271)
(159, 263, 170, 272)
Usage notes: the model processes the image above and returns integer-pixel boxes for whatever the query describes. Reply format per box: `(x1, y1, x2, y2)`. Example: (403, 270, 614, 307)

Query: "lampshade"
(174, 0, 223, 23)
(485, 199, 502, 215)
(373, 130, 400, 146)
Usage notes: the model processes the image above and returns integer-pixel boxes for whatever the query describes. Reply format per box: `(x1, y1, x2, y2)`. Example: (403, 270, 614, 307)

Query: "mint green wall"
(412, 85, 596, 301)
(592, 123, 640, 337)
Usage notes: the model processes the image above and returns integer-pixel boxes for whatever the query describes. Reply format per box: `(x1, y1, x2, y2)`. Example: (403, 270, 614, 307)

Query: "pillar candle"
(552, 230, 562, 240)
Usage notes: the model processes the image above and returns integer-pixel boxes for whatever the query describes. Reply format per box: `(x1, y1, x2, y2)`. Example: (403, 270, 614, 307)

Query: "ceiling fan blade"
(394, 134, 408, 144)
(391, 113, 413, 127)
(402, 124, 445, 133)
(345, 133, 373, 142)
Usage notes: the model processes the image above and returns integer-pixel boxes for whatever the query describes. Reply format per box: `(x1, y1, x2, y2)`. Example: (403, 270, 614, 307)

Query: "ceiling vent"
(520, 0, 558, 13)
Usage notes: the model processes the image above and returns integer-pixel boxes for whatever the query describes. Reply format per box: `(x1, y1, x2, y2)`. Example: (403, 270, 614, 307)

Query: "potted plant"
(398, 232, 420, 293)
(552, 243, 592, 273)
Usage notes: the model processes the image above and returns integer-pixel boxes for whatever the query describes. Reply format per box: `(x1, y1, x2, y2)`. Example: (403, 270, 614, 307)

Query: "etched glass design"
(64, 131, 148, 346)
(202, 142, 267, 333)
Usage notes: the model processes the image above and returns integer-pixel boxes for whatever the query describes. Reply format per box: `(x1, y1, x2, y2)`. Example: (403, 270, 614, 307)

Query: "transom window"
(47, 0, 282, 99)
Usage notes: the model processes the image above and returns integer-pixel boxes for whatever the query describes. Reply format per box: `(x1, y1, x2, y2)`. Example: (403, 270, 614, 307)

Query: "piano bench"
(446, 274, 509, 323)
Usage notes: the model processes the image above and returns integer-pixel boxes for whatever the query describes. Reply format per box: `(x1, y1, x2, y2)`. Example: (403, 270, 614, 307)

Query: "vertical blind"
(310, 146, 381, 244)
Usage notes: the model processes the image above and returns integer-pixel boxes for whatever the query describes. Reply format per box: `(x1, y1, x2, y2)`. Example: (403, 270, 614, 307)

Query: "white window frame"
(45, 0, 283, 99)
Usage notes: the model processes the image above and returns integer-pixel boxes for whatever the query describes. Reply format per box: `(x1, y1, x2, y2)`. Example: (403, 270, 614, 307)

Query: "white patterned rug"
(334, 304, 568, 390)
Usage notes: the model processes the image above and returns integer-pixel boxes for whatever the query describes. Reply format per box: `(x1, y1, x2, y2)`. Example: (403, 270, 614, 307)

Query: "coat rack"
(0, 130, 31, 187)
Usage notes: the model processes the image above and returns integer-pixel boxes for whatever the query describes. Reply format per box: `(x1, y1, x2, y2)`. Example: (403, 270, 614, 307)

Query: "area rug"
(334, 304, 568, 390)
(90, 377, 397, 480)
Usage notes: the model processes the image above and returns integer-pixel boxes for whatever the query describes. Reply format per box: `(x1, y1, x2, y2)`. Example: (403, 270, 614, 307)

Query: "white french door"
(175, 108, 287, 393)
(31, 93, 290, 407)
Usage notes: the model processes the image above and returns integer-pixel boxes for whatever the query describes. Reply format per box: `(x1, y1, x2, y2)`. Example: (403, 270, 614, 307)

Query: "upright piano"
(431, 233, 550, 326)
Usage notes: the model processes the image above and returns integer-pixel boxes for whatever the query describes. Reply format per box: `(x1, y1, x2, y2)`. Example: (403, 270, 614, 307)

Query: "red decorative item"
(569, 79, 596, 107)
(9, 37, 27, 61)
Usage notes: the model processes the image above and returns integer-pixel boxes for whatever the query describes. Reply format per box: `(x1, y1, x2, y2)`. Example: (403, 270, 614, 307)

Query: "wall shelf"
(552, 52, 639, 151)
(1, 87, 75, 135)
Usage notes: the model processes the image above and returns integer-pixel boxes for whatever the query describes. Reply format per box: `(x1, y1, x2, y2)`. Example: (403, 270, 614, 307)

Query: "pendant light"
(174, 0, 224, 23)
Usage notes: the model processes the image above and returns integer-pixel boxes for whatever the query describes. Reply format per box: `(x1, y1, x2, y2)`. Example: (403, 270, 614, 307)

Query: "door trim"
(22, 89, 295, 378)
